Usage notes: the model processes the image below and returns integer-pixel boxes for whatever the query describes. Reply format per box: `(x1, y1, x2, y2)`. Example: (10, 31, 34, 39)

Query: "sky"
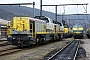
(0, 0, 89, 14)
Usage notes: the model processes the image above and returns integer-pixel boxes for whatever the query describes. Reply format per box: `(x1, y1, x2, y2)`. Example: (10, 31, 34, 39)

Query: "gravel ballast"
(0, 38, 74, 60)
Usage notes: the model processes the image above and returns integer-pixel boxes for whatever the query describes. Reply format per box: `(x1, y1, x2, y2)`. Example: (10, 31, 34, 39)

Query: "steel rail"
(73, 40, 80, 60)
(47, 40, 74, 60)
(0, 48, 22, 56)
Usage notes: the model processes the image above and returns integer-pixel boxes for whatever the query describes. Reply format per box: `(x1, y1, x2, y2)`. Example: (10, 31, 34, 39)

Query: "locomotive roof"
(30, 17, 46, 23)
(53, 20, 62, 26)
(73, 23, 83, 28)
(14, 16, 46, 23)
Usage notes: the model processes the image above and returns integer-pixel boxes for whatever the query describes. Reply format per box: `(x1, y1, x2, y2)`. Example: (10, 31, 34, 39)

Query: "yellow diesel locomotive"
(63, 24, 72, 38)
(86, 28, 90, 38)
(72, 23, 84, 38)
(7, 16, 64, 47)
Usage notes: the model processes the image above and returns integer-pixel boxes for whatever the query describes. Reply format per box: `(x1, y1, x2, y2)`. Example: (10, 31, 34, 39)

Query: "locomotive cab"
(72, 23, 84, 38)
(34, 16, 54, 32)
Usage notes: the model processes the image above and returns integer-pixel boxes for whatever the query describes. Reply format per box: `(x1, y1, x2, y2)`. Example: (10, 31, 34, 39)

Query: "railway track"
(0, 39, 7, 42)
(45, 40, 80, 60)
(0, 48, 22, 56)
(0, 42, 10, 47)
(0, 38, 75, 57)
(0, 43, 47, 56)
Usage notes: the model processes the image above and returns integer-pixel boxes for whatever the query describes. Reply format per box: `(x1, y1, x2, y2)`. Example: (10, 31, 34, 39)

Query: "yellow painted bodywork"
(86, 29, 88, 33)
(13, 17, 30, 32)
(54, 25, 59, 35)
(72, 27, 83, 34)
(54, 24, 63, 35)
(69, 30, 73, 34)
(74, 32, 82, 34)
(73, 28, 83, 30)
(36, 32, 50, 34)
(86, 28, 90, 33)
(12, 17, 47, 38)
(7, 22, 12, 36)
(64, 28, 68, 33)
(7, 17, 64, 39)
(58, 32, 64, 34)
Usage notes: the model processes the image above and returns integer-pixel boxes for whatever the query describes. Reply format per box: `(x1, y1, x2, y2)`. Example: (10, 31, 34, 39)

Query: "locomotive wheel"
(60, 34, 63, 40)
(18, 44, 23, 48)
(36, 38, 39, 45)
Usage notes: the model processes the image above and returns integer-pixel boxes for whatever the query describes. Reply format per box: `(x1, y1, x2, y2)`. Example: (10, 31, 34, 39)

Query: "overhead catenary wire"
(70, 0, 80, 3)
(0, 0, 7, 3)
(53, 0, 59, 4)
(0, 0, 5, 2)
(70, 0, 88, 13)
(43, 0, 50, 4)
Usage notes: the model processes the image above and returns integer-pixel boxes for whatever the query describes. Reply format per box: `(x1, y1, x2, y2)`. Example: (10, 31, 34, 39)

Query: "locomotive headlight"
(13, 38, 15, 39)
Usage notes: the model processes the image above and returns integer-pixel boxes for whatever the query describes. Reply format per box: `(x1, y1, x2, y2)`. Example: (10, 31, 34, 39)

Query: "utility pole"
(33, 2, 35, 17)
(55, 6, 57, 21)
(40, 0, 42, 16)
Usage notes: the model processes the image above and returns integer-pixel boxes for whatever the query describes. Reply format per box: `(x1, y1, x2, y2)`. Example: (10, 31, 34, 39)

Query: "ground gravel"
(0, 38, 74, 60)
